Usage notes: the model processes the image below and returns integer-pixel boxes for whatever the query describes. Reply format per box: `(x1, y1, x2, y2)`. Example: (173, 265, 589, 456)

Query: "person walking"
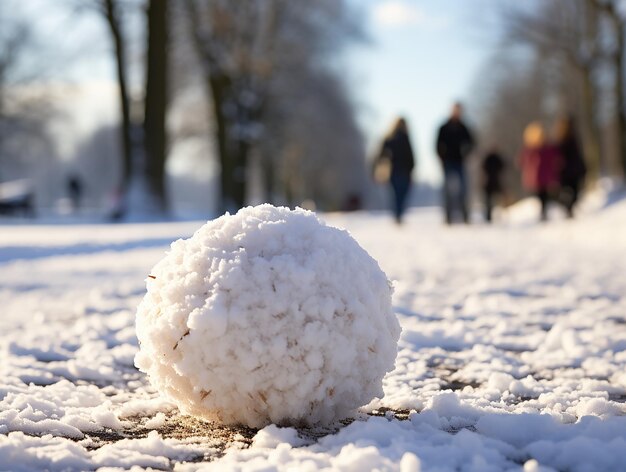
(67, 174, 84, 213)
(436, 102, 474, 224)
(554, 116, 586, 218)
(519, 122, 562, 222)
(375, 117, 415, 224)
(481, 148, 506, 223)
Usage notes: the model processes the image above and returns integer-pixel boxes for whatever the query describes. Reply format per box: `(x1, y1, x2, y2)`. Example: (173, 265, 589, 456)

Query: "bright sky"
(348, 0, 503, 184)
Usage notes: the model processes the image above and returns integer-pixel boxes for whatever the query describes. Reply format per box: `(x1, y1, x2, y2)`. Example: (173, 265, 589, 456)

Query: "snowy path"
(1, 199, 626, 471)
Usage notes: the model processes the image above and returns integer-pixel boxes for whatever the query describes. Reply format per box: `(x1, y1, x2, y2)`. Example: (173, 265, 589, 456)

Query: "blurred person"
(519, 122, 562, 222)
(436, 102, 474, 224)
(554, 116, 586, 218)
(481, 148, 506, 223)
(67, 174, 83, 213)
(375, 117, 415, 224)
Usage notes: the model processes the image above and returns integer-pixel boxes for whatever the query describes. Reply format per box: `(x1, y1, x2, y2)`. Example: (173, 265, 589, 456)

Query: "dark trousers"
(390, 173, 411, 222)
(560, 181, 580, 218)
(484, 189, 498, 223)
(443, 163, 468, 224)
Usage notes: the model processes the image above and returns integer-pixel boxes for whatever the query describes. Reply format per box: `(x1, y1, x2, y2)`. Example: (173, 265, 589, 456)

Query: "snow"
(1, 190, 625, 471)
(135, 205, 400, 428)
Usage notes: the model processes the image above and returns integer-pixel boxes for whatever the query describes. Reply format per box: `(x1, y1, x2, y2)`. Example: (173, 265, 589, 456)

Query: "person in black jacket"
(67, 174, 83, 213)
(555, 116, 586, 218)
(377, 117, 415, 223)
(481, 149, 505, 223)
(436, 103, 474, 224)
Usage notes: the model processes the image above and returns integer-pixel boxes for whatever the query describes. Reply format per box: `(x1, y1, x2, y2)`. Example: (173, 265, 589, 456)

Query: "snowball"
(135, 205, 400, 428)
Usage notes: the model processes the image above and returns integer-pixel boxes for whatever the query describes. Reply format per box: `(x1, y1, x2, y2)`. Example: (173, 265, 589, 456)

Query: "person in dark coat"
(67, 174, 83, 213)
(377, 117, 415, 223)
(481, 149, 505, 223)
(554, 116, 586, 218)
(436, 102, 474, 224)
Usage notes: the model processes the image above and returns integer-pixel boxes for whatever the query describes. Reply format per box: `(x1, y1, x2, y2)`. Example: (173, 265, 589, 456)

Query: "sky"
(347, 0, 503, 183)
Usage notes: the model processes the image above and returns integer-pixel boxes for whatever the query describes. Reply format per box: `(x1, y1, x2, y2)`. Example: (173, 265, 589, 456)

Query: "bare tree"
(180, 0, 365, 212)
(260, 66, 368, 209)
(0, 2, 56, 180)
(501, 0, 626, 179)
(252, 1, 366, 209)
(143, 0, 169, 211)
(102, 0, 133, 193)
(72, 0, 134, 194)
(588, 0, 626, 177)
(501, 0, 605, 176)
(182, 0, 279, 212)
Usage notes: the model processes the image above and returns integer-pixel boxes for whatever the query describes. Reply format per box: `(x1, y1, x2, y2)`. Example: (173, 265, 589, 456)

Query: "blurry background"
(0, 0, 624, 220)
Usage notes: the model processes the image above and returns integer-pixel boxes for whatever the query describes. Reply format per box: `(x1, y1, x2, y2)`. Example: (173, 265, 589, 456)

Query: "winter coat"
(559, 135, 587, 187)
(381, 130, 415, 176)
(436, 119, 474, 164)
(519, 144, 562, 192)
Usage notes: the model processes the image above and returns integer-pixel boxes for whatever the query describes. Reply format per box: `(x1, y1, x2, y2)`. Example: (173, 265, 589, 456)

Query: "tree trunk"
(232, 138, 250, 209)
(580, 67, 602, 178)
(144, 0, 169, 211)
(104, 0, 133, 192)
(578, 0, 602, 178)
(614, 18, 626, 178)
(589, 0, 626, 178)
(185, 0, 235, 213)
(261, 152, 275, 204)
(207, 75, 235, 213)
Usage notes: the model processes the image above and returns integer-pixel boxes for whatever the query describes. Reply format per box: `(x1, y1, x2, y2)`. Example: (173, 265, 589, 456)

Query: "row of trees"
(474, 0, 626, 181)
(0, 0, 368, 215)
(0, 0, 368, 211)
(179, 0, 366, 212)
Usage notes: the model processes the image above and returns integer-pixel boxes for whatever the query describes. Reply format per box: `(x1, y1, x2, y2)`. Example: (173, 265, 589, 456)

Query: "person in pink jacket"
(519, 122, 563, 221)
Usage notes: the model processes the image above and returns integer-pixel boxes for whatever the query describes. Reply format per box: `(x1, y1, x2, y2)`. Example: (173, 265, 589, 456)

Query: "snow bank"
(0, 430, 206, 471)
(0, 380, 123, 439)
(208, 402, 626, 472)
(135, 205, 400, 427)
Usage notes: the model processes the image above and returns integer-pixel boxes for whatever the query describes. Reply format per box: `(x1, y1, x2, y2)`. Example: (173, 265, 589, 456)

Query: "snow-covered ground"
(1, 190, 626, 472)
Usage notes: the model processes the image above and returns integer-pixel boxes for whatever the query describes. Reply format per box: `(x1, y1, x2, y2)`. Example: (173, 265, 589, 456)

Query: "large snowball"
(135, 205, 400, 428)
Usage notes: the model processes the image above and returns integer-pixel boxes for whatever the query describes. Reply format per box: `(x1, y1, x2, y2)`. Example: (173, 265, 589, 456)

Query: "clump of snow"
(0, 430, 207, 471)
(144, 412, 167, 429)
(135, 204, 400, 428)
(252, 425, 308, 448)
